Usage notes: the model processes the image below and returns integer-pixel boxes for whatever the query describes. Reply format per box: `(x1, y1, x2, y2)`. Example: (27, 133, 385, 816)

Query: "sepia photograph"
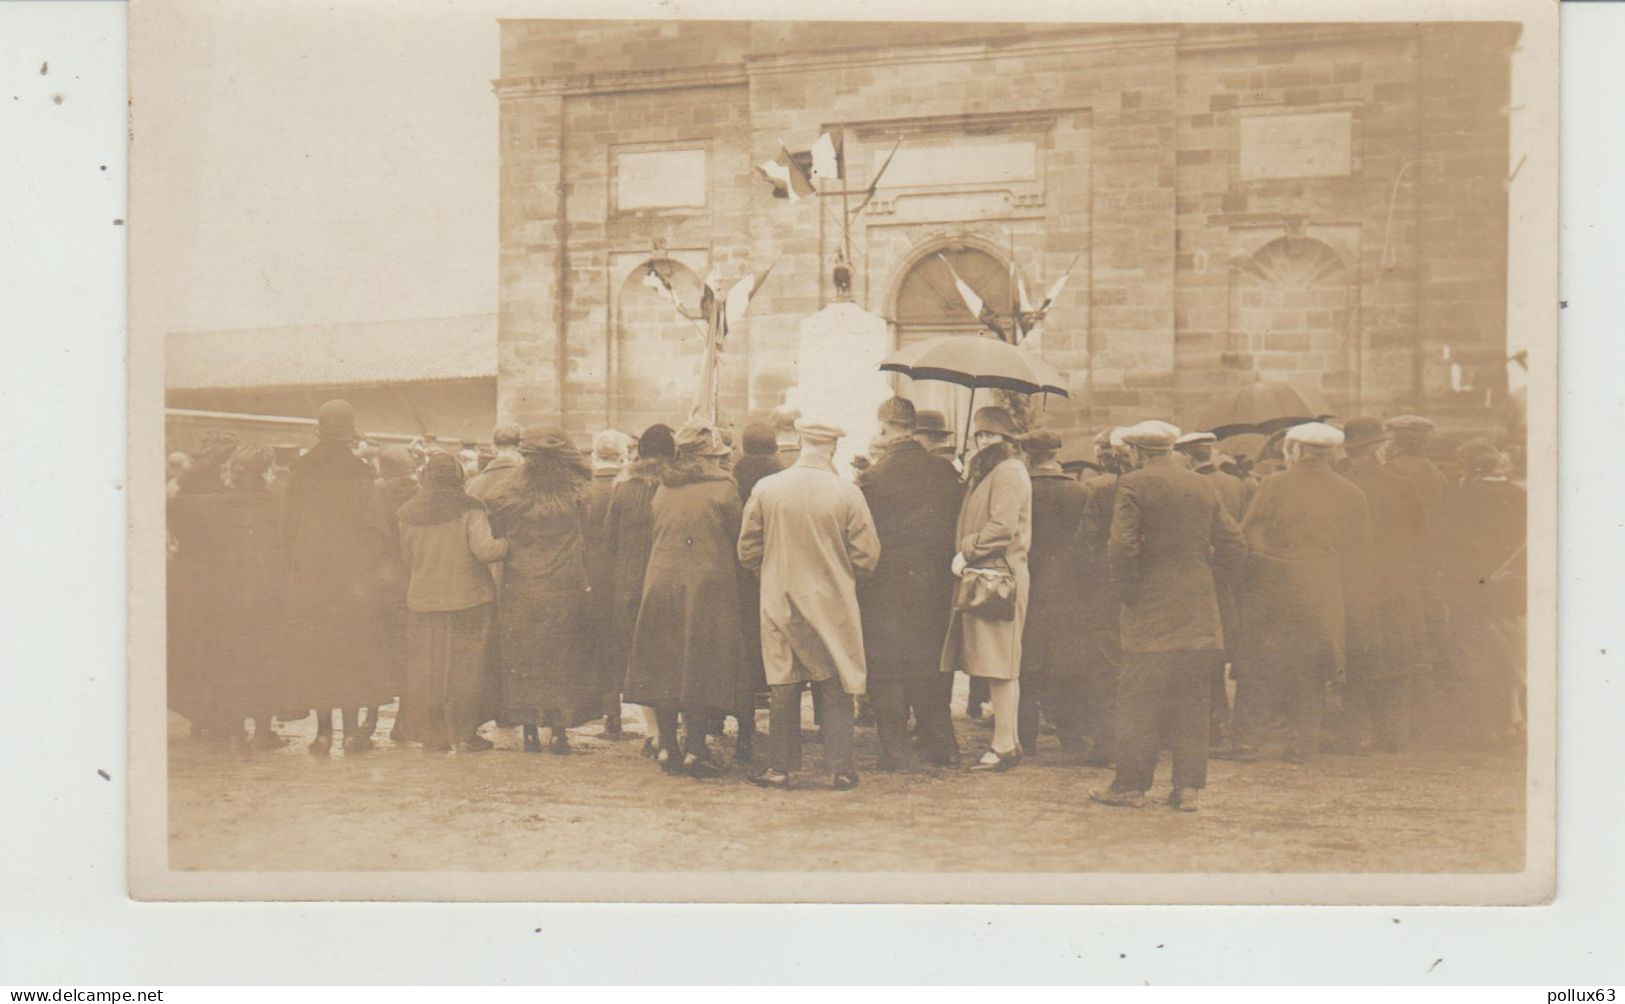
(126, 0, 1558, 904)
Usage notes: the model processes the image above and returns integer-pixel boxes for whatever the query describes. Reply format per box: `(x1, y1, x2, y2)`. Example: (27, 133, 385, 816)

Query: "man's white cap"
(1284, 421, 1344, 448)
(1176, 431, 1218, 447)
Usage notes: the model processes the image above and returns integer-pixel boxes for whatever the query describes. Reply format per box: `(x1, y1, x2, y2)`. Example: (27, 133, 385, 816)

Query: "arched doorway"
(1228, 235, 1356, 412)
(891, 245, 1016, 445)
(615, 259, 705, 436)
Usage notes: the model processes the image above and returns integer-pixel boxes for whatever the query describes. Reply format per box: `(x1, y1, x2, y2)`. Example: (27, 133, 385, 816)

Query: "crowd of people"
(165, 393, 1527, 808)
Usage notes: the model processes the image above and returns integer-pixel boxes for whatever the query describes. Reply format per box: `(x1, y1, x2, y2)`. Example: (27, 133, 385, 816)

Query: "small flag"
(810, 130, 844, 182)
(724, 262, 777, 333)
(1042, 273, 1070, 310)
(755, 145, 815, 201)
(937, 253, 985, 322)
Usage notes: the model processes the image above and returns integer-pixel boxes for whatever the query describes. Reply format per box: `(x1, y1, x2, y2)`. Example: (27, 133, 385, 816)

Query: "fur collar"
(662, 456, 733, 488)
(488, 454, 593, 520)
(968, 439, 1023, 488)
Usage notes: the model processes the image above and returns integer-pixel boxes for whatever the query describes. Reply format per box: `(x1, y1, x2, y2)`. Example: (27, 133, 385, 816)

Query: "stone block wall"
(496, 21, 1517, 444)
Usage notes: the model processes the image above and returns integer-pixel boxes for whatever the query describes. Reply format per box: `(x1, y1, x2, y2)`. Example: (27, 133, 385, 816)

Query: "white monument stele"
(792, 301, 895, 478)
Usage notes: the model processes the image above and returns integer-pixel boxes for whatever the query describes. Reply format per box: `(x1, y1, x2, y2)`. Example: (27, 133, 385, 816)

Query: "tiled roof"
(166, 314, 497, 391)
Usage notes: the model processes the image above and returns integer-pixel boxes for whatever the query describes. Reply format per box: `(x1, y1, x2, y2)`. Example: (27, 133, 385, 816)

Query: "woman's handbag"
(954, 561, 1017, 621)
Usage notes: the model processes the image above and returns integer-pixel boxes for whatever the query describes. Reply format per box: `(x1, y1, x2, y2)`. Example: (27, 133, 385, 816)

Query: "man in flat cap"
(1382, 415, 1448, 508)
(1382, 413, 1452, 713)
(739, 417, 882, 790)
(1070, 425, 1130, 767)
(1090, 421, 1245, 811)
(1223, 422, 1371, 765)
(1014, 428, 1092, 758)
(1336, 417, 1430, 754)
(1176, 429, 1250, 746)
(857, 396, 964, 769)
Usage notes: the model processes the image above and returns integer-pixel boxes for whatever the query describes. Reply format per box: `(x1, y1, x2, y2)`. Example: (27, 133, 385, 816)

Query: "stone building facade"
(494, 20, 1517, 441)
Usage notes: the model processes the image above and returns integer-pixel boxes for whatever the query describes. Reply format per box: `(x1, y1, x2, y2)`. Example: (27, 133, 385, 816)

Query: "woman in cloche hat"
(939, 406, 1034, 773)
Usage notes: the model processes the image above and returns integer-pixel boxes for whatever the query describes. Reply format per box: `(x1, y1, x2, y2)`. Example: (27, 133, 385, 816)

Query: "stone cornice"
(492, 63, 747, 100)
(491, 21, 1463, 101)
(744, 25, 1180, 76)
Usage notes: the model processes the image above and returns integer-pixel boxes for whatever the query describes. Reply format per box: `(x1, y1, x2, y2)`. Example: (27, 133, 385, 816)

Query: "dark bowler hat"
(1342, 417, 1390, 451)
(914, 409, 952, 437)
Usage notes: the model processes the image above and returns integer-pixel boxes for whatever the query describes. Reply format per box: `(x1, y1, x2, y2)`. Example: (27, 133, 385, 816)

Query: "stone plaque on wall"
(615, 148, 707, 210)
(872, 138, 1038, 188)
(1238, 110, 1353, 180)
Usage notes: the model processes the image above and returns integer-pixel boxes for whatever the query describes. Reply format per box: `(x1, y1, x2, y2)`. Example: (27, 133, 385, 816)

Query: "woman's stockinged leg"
(989, 677, 1021, 755)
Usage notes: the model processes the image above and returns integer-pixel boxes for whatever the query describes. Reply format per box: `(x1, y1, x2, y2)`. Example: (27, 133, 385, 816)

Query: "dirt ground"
(168, 680, 1527, 875)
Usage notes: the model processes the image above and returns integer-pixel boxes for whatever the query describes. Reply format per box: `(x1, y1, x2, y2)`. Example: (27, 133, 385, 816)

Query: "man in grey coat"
(1090, 421, 1246, 811)
(739, 418, 882, 791)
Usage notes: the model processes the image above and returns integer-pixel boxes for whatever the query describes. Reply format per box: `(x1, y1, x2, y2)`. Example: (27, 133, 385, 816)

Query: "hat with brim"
(971, 406, 1018, 438)
(914, 409, 951, 435)
(1175, 431, 1217, 449)
(1019, 429, 1064, 453)
(1341, 417, 1390, 451)
(1285, 421, 1344, 448)
(518, 427, 576, 455)
(794, 418, 847, 443)
(1120, 421, 1177, 451)
(675, 420, 732, 457)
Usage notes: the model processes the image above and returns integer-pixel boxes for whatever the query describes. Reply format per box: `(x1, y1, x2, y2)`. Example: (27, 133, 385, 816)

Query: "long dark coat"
(167, 487, 286, 724)
(279, 441, 396, 710)
(940, 443, 1033, 680)
(1235, 463, 1371, 679)
(582, 471, 621, 709)
(1074, 475, 1123, 652)
(624, 458, 750, 713)
(1021, 462, 1092, 678)
(1341, 456, 1429, 684)
(602, 459, 665, 689)
(1430, 477, 1527, 616)
(1107, 454, 1245, 653)
(1387, 452, 1449, 509)
(487, 462, 600, 727)
(856, 437, 962, 683)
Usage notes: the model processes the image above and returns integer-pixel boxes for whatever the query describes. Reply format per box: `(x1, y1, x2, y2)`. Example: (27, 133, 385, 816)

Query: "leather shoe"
(1168, 787, 1200, 812)
(968, 746, 1022, 773)
(750, 768, 791, 789)
(833, 772, 860, 791)
(1089, 787, 1146, 808)
(307, 734, 332, 757)
(457, 736, 494, 753)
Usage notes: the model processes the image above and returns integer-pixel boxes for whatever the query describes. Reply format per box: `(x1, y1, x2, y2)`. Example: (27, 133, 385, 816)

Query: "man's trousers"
(868, 671, 958, 766)
(767, 678, 855, 775)
(1110, 650, 1219, 793)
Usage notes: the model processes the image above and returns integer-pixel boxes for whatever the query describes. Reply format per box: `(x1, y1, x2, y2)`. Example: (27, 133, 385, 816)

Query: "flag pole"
(959, 385, 976, 466)
(838, 132, 853, 276)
